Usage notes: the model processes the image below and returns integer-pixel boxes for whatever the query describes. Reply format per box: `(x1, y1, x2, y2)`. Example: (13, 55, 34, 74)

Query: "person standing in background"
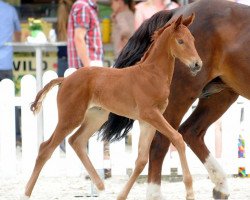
(0, 0, 21, 81)
(56, 0, 76, 77)
(134, 0, 179, 30)
(0, 0, 22, 145)
(67, 0, 108, 180)
(111, 0, 135, 58)
(67, 0, 103, 68)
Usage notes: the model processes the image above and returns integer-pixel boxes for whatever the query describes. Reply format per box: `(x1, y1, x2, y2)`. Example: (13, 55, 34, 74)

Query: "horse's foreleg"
(68, 107, 109, 191)
(180, 88, 238, 199)
(117, 122, 156, 200)
(147, 133, 170, 200)
(141, 110, 194, 200)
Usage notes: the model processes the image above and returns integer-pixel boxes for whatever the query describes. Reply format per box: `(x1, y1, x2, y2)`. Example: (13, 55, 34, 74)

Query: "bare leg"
(180, 89, 238, 199)
(117, 121, 156, 200)
(68, 107, 109, 190)
(141, 109, 194, 200)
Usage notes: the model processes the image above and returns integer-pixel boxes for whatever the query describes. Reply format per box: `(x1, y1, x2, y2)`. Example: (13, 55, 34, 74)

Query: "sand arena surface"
(1, 175, 250, 200)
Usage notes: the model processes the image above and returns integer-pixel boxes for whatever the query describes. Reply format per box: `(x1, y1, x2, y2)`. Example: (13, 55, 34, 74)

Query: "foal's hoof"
(186, 197, 195, 200)
(117, 193, 127, 200)
(20, 195, 30, 200)
(213, 188, 229, 199)
(96, 180, 105, 191)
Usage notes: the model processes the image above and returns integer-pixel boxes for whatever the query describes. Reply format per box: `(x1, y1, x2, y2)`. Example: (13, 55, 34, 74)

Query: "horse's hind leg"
(117, 121, 156, 200)
(68, 107, 109, 191)
(180, 88, 238, 199)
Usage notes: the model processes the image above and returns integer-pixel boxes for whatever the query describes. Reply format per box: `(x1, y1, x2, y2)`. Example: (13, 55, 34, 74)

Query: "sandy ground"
(1, 146, 250, 199)
(1, 174, 250, 200)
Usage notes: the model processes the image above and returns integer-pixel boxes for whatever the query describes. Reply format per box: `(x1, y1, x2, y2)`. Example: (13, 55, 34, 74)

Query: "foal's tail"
(30, 78, 64, 114)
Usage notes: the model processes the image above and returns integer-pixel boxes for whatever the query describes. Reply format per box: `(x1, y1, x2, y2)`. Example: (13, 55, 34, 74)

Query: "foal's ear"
(183, 13, 195, 27)
(174, 15, 183, 30)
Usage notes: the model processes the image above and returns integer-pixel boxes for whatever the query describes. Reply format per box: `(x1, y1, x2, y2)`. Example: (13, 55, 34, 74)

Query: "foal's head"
(164, 14, 202, 76)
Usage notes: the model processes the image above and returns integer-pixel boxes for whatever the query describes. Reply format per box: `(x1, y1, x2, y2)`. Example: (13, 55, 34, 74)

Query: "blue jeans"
(0, 69, 13, 81)
(57, 57, 68, 77)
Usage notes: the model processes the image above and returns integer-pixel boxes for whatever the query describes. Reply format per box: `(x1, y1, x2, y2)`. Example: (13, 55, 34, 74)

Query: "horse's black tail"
(99, 114, 134, 142)
(98, 9, 175, 142)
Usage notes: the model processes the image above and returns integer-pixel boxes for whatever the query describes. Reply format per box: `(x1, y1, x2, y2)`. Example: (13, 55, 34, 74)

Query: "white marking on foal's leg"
(146, 183, 165, 200)
(204, 154, 229, 195)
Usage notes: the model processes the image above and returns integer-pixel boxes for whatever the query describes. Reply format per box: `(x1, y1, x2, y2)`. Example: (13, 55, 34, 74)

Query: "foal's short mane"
(138, 23, 172, 64)
(151, 23, 171, 42)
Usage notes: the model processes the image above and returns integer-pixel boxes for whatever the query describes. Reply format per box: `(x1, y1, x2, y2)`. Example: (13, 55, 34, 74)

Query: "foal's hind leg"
(117, 121, 156, 200)
(180, 89, 238, 199)
(24, 120, 83, 198)
(23, 100, 89, 198)
(68, 107, 109, 191)
(140, 109, 194, 200)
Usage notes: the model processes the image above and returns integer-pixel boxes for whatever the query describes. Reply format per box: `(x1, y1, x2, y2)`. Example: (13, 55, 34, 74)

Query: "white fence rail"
(0, 70, 250, 177)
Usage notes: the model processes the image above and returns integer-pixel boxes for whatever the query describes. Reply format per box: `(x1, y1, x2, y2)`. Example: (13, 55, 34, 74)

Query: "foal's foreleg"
(141, 109, 194, 200)
(68, 107, 109, 191)
(117, 122, 156, 200)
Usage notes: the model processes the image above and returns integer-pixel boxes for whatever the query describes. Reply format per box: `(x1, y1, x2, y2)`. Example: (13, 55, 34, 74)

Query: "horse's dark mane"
(98, 9, 176, 142)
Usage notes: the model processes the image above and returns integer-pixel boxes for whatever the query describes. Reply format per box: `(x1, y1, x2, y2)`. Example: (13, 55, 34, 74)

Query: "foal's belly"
(89, 101, 139, 120)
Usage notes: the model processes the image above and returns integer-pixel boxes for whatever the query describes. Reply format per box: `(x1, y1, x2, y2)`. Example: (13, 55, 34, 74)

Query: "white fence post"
(243, 98, 250, 174)
(110, 139, 126, 176)
(130, 121, 144, 173)
(221, 99, 241, 175)
(21, 75, 38, 176)
(88, 134, 104, 174)
(0, 79, 16, 176)
(63, 68, 83, 176)
(42, 71, 61, 176)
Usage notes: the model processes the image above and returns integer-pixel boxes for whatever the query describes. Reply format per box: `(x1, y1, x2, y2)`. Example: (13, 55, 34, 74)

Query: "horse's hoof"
(213, 188, 229, 199)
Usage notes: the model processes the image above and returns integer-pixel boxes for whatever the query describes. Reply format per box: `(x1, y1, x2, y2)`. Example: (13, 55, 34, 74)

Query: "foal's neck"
(139, 30, 175, 82)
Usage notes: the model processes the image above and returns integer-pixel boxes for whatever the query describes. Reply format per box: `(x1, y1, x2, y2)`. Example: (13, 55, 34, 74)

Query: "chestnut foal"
(23, 14, 202, 200)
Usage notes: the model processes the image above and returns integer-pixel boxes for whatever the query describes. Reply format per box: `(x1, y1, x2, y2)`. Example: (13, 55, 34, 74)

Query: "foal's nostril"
(195, 62, 200, 70)
(193, 61, 202, 71)
(189, 60, 202, 76)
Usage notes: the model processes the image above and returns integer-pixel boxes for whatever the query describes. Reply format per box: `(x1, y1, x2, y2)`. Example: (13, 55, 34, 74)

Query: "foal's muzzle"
(189, 60, 202, 76)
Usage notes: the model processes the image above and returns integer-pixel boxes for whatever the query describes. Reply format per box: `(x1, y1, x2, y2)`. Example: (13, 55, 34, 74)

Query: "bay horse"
(99, 0, 250, 199)
(22, 15, 202, 200)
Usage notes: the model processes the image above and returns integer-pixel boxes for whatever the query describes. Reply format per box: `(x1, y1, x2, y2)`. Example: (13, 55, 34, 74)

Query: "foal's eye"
(177, 39, 184, 44)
